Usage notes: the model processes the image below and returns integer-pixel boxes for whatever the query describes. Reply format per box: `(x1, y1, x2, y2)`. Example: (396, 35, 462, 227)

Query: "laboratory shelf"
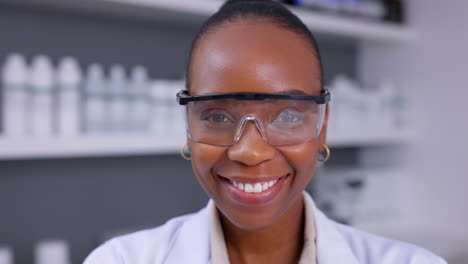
(327, 128, 416, 147)
(0, 133, 186, 160)
(0, 128, 415, 160)
(2, 0, 417, 44)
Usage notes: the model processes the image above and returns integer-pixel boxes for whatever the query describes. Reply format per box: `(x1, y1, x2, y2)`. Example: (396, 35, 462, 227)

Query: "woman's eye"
(202, 113, 232, 123)
(273, 110, 304, 123)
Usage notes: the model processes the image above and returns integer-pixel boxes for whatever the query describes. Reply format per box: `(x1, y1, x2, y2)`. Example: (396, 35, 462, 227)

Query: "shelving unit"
(0, 128, 415, 160)
(3, 0, 417, 44)
(0, 134, 185, 160)
(327, 128, 415, 147)
(0, 0, 417, 159)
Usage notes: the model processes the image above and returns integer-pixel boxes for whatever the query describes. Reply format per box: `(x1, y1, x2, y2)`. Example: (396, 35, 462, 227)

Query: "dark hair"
(186, 0, 324, 90)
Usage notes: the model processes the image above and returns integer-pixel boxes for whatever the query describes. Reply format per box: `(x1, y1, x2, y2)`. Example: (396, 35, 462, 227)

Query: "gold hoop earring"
(180, 143, 191, 161)
(317, 144, 331, 162)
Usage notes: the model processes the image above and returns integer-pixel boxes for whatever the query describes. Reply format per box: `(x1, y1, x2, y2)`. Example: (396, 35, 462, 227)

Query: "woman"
(85, 0, 446, 263)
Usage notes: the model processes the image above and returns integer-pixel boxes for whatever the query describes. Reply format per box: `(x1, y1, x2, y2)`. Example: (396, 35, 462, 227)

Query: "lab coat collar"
(164, 192, 360, 264)
(162, 206, 211, 263)
(305, 193, 360, 264)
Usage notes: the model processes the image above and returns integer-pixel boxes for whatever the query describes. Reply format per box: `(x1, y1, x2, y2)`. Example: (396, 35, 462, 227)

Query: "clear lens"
(185, 99, 325, 147)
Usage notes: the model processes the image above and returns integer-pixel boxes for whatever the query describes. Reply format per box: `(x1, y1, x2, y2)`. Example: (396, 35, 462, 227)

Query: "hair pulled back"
(186, 0, 323, 90)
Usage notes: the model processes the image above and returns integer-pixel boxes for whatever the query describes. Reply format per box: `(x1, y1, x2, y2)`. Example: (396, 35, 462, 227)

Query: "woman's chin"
(218, 205, 284, 231)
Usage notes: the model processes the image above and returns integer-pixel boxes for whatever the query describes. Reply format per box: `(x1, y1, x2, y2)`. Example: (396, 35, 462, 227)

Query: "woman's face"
(188, 20, 328, 230)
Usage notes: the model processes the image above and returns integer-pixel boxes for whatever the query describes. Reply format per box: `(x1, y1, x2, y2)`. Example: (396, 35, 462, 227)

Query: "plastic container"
(1, 53, 28, 137)
(150, 80, 168, 135)
(129, 65, 151, 133)
(0, 246, 14, 264)
(34, 240, 71, 264)
(356, 0, 385, 20)
(299, 0, 342, 12)
(29, 55, 55, 137)
(108, 64, 128, 133)
(84, 63, 107, 133)
(56, 57, 82, 136)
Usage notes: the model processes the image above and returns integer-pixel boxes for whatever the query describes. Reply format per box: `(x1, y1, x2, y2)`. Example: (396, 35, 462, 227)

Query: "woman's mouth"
(217, 174, 290, 205)
(231, 179, 279, 193)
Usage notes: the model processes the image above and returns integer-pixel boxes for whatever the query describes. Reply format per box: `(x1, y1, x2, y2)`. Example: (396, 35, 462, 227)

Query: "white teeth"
(244, 184, 253, 193)
(268, 180, 275, 187)
(231, 178, 281, 193)
(253, 183, 262, 193)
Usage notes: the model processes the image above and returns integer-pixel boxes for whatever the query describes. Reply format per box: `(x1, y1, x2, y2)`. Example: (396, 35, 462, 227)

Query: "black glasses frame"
(176, 89, 331, 105)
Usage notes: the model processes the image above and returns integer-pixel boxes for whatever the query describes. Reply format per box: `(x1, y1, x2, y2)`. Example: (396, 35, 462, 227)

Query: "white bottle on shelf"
(150, 80, 168, 135)
(330, 74, 358, 131)
(0, 246, 14, 264)
(1, 53, 28, 138)
(301, 0, 341, 12)
(163, 81, 177, 134)
(378, 79, 396, 130)
(56, 57, 82, 136)
(357, 0, 385, 20)
(108, 64, 128, 133)
(341, 0, 360, 15)
(363, 89, 380, 130)
(29, 55, 55, 137)
(34, 240, 71, 264)
(84, 63, 107, 134)
(129, 65, 150, 133)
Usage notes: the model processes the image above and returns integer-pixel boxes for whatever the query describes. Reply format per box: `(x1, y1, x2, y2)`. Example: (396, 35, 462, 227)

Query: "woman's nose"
(227, 121, 276, 166)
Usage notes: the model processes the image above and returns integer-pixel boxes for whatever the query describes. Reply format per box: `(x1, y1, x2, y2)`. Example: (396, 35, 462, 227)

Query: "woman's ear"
(318, 103, 329, 152)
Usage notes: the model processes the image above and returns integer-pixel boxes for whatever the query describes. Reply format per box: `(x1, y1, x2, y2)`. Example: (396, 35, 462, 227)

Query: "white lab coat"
(84, 193, 446, 264)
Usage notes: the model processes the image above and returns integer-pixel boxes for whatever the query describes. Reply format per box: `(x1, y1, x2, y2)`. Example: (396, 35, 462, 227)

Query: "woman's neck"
(219, 197, 305, 264)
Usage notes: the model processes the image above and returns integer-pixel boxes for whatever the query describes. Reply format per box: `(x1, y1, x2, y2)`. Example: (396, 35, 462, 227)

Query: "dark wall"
(0, 155, 206, 263)
(0, 5, 358, 264)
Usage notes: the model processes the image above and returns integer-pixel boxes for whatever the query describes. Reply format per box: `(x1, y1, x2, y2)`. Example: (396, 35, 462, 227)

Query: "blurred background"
(0, 0, 466, 263)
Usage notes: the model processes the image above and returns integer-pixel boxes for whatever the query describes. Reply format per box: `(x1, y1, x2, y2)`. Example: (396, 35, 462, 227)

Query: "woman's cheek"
(189, 141, 226, 196)
(278, 141, 318, 186)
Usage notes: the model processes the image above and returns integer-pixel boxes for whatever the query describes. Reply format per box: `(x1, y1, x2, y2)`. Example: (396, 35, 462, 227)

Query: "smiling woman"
(84, 0, 446, 264)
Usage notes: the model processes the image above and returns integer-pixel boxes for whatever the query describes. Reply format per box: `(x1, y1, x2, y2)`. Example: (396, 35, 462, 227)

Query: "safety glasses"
(177, 90, 330, 147)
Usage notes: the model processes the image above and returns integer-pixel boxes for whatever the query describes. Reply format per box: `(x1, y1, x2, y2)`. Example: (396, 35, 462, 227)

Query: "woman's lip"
(218, 175, 284, 184)
(218, 174, 290, 205)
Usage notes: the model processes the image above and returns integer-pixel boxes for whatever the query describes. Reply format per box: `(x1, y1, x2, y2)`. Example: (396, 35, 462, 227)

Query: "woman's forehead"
(189, 21, 322, 96)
